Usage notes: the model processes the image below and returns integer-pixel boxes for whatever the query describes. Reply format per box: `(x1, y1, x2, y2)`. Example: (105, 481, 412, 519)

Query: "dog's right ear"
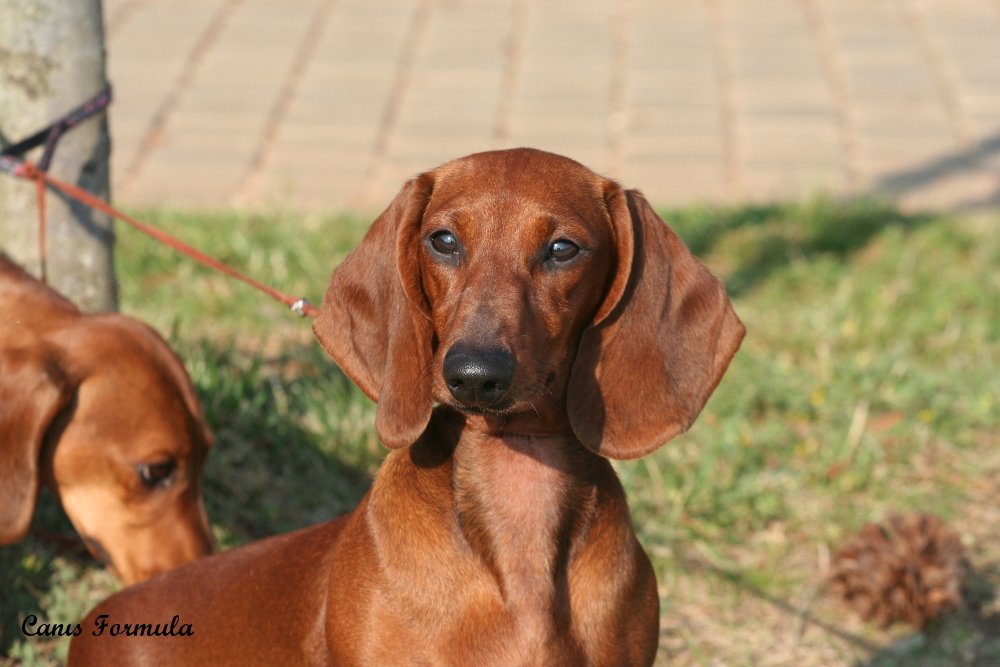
(567, 186, 745, 460)
(0, 346, 73, 544)
(313, 175, 435, 450)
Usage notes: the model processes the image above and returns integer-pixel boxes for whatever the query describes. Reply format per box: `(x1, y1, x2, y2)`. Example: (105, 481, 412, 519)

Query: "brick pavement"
(102, 0, 1000, 211)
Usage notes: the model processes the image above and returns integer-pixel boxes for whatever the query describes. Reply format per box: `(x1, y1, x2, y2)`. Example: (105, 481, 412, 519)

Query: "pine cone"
(828, 513, 967, 628)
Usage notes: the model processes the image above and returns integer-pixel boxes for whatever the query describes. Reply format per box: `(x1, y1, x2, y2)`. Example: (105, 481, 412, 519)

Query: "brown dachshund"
(0, 256, 213, 584)
(68, 148, 743, 666)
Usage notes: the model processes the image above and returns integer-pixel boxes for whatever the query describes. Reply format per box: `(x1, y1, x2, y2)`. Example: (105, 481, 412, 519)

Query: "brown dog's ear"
(567, 186, 745, 460)
(313, 175, 435, 449)
(0, 346, 72, 543)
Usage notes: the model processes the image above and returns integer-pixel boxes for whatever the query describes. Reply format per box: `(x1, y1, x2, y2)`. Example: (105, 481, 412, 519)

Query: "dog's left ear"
(0, 347, 73, 543)
(568, 185, 745, 460)
(313, 175, 435, 449)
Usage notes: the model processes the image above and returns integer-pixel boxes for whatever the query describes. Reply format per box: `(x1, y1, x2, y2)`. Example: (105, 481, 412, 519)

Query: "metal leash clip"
(290, 298, 312, 318)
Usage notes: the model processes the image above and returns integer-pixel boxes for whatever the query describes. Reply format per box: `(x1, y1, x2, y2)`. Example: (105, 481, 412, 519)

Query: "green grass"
(2, 199, 998, 665)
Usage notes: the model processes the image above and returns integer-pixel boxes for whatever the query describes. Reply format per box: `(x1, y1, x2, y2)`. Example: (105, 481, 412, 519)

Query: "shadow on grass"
(681, 556, 881, 655)
(665, 197, 936, 298)
(860, 562, 1000, 667)
(860, 613, 1000, 667)
(0, 338, 377, 658)
(0, 495, 103, 659)
(681, 555, 1000, 667)
(186, 339, 377, 547)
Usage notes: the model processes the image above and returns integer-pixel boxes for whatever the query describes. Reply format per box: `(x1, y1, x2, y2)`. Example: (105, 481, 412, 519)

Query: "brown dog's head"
(0, 271, 214, 583)
(315, 148, 744, 459)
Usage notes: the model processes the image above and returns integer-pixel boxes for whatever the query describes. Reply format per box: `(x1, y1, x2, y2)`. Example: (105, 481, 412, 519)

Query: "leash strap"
(17, 161, 318, 318)
(1, 85, 317, 318)
(1, 84, 113, 170)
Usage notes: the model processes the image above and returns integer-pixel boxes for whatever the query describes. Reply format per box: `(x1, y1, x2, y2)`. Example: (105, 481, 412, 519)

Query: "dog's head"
(0, 273, 214, 583)
(315, 148, 744, 459)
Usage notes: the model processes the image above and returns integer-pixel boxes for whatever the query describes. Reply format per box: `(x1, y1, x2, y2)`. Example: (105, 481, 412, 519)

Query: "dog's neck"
(368, 408, 636, 654)
(450, 413, 601, 630)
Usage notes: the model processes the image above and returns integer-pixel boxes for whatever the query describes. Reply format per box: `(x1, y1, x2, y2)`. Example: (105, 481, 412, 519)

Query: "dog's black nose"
(443, 346, 515, 409)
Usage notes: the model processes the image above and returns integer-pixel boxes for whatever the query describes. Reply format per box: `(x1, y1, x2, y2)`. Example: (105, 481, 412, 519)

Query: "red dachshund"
(69, 148, 743, 666)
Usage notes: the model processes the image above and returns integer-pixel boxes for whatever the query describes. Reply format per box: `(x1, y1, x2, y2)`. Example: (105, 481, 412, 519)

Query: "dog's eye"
(429, 230, 459, 254)
(547, 239, 580, 262)
(136, 460, 177, 488)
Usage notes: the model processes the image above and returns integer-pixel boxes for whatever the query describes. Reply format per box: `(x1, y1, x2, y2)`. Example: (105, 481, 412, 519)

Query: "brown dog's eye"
(429, 230, 459, 255)
(137, 460, 177, 488)
(547, 239, 580, 262)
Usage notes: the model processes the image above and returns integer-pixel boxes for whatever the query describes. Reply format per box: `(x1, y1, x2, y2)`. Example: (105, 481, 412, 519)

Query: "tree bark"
(0, 0, 117, 312)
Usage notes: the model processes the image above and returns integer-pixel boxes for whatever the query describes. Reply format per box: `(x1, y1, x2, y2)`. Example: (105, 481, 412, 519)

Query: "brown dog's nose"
(443, 346, 514, 409)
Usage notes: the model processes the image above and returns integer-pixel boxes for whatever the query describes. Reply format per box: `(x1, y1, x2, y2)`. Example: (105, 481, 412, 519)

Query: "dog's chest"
(366, 437, 598, 664)
(364, 590, 585, 667)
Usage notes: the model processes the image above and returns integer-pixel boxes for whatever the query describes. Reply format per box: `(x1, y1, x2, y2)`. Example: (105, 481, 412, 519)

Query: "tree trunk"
(0, 0, 117, 312)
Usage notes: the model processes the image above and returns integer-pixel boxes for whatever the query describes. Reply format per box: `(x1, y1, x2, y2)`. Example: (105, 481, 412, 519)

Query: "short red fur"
(0, 257, 213, 584)
(68, 148, 744, 666)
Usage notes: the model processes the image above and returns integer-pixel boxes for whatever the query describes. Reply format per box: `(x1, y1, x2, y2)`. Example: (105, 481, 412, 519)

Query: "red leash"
(19, 162, 318, 317)
(1, 87, 317, 318)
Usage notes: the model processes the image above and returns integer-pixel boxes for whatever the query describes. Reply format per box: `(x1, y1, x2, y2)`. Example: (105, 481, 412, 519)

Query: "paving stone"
(102, 0, 1000, 210)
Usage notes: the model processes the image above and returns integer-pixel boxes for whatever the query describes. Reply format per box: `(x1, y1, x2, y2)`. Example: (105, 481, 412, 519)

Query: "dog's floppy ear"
(0, 346, 73, 543)
(313, 175, 435, 449)
(568, 186, 745, 460)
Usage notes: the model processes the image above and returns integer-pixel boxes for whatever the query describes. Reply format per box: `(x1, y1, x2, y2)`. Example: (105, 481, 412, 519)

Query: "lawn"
(2, 199, 997, 665)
